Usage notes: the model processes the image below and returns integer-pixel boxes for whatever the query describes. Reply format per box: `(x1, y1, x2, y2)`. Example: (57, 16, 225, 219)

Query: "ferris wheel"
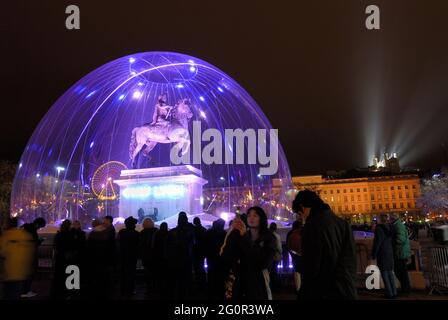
(91, 161, 128, 200)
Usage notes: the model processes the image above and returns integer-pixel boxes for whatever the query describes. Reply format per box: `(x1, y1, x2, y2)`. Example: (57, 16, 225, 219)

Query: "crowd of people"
(0, 190, 417, 300)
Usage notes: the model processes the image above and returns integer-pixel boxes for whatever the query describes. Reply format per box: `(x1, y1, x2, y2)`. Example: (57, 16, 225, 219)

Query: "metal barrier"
(429, 246, 448, 294)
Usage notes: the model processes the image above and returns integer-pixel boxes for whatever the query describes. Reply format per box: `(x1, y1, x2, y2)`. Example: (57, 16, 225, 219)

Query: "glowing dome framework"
(11, 52, 293, 225)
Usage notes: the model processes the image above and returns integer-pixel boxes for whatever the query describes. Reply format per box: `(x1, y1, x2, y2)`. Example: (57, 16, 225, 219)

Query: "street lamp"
(56, 166, 65, 175)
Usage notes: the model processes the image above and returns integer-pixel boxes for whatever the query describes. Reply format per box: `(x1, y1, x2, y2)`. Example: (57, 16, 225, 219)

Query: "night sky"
(3, 0, 448, 175)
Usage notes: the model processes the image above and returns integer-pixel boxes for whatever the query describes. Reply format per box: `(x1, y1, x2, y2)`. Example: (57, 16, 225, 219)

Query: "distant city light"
(113, 217, 125, 225)
(89, 141, 95, 148)
(36, 173, 40, 178)
(118, 94, 125, 100)
(138, 82, 144, 86)
(217, 86, 224, 92)
(86, 90, 96, 98)
(190, 66, 196, 72)
(176, 84, 184, 88)
(199, 96, 205, 101)
(133, 91, 142, 99)
(199, 110, 206, 119)
(56, 166, 65, 174)
(220, 212, 229, 221)
(129, 57, 135, 63)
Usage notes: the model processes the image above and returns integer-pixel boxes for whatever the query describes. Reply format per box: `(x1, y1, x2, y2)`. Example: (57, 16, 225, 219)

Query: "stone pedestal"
(114, 165, 207, 221)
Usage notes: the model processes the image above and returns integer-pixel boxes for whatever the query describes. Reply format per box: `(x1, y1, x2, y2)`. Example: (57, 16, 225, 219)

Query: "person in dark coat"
(70, 220, 86, 267)
(118, 216, 140, 297)
(192, 217, 207, 290)
(86, 219, 110, 298)
(166, 212, 195, 300)
(205, 219, 227, 300)
(70, 220, 86, 298)
(153, 222, 169, 298)
(220, 206, 276, 300)
(53, 219, 73, 299)
(372, 215, 397, 299)
(292, 190, 357, 300)
(103, 215, 117, 268)
(21, 217, 46, 298)
(140, 218, 158, 295)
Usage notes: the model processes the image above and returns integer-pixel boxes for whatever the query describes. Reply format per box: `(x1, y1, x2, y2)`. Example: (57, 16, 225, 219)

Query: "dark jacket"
(140, 227, 158, 265)
(70, 228, 86, 265)
(54, 229, 74, 266)
(118, 228, 140, 264)
(193, 224, 207, 258)
(87, 227, 110, 269)
(221, 229, 276, 300)
(105, 225, 117, 266)
(372, 223, 394, 271)
(300, 205, 357, 300)
(166, 223, 195, 269)
(206, 226, 227, 268)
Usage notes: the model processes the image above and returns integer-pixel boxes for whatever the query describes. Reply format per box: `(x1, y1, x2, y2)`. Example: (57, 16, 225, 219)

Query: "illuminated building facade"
(292, 174, 421, 223)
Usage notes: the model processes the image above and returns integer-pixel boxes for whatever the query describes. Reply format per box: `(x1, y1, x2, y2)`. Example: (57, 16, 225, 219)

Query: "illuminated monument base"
(114, 165, 207, 221)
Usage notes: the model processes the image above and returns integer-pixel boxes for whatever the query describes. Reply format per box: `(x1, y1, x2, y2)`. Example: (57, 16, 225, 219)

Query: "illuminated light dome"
(11, 52, 292, 225)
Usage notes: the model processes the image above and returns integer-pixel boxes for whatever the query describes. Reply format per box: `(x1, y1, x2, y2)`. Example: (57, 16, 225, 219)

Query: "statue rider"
(151, 93, 173, 126)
